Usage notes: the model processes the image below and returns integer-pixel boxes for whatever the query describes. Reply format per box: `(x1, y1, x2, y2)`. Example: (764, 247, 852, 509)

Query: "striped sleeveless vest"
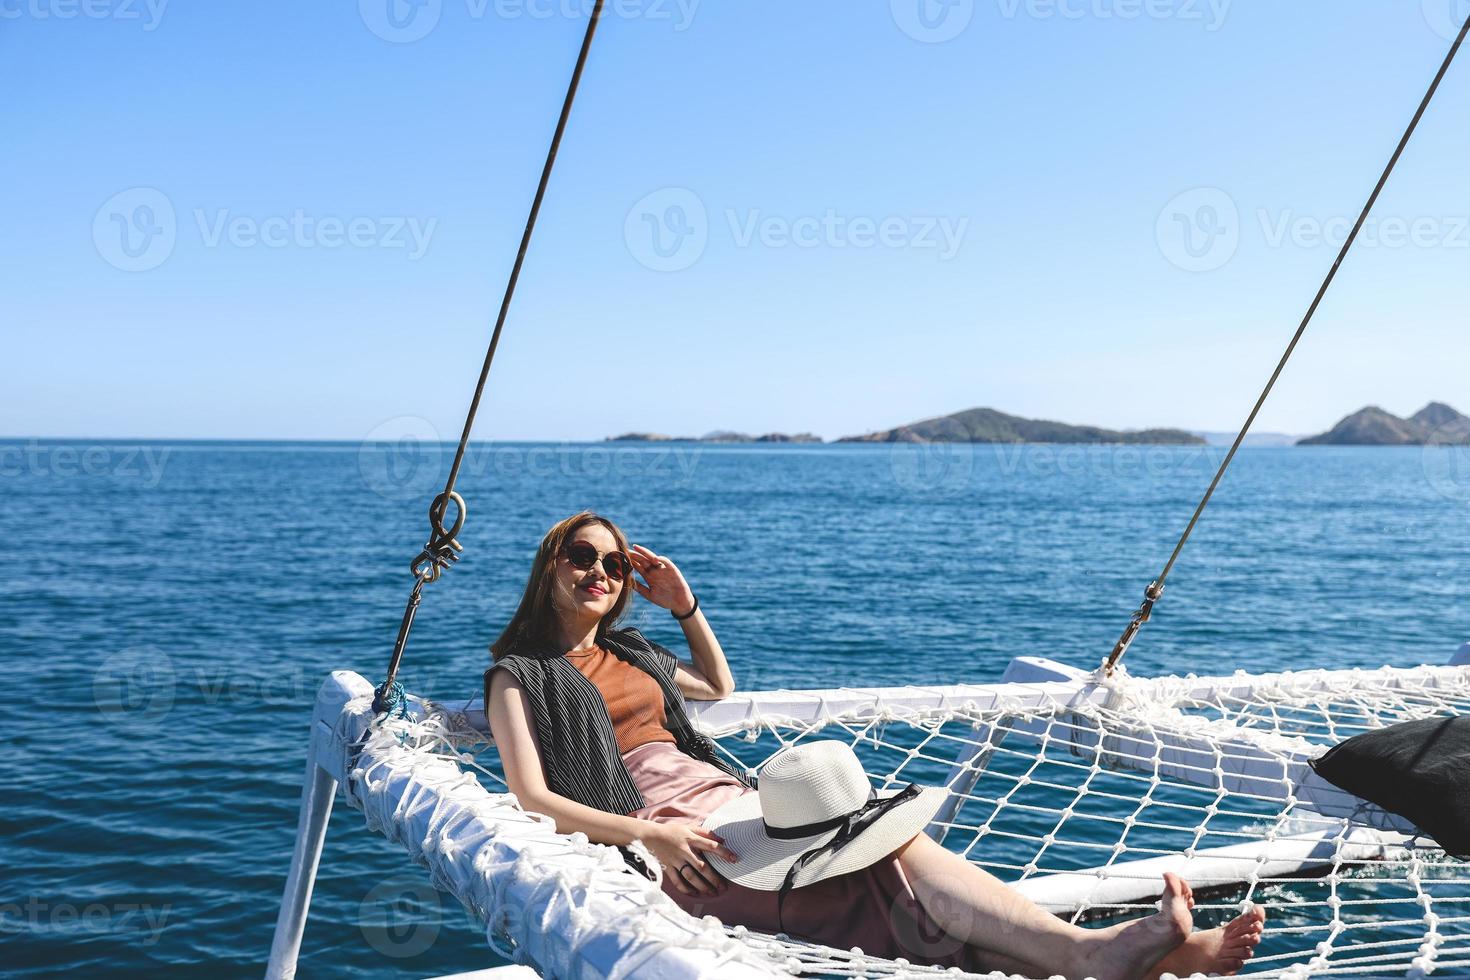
(484, 625, 751, 815)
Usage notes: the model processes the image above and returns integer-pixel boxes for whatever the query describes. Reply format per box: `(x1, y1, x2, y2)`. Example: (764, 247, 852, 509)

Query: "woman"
(484, 512, 1266, 980)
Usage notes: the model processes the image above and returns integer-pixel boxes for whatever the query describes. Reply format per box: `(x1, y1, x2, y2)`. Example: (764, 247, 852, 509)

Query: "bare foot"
(1148, 903, 1267, 980)
(1075, 873, 1195, 980)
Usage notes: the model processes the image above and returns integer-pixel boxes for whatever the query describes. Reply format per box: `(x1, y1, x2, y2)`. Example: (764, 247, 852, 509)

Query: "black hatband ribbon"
(771, 783, 922, 932)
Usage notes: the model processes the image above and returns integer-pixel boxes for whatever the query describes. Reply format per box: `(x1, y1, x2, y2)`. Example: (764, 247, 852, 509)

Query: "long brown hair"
(490, 511, 634, 660)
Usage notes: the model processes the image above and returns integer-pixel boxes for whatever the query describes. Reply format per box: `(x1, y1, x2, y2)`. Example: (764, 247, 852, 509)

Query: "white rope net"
(392, 663, 1470, 979)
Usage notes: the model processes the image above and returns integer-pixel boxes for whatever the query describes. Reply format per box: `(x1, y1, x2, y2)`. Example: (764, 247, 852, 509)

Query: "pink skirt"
(622, 740, 981, 970)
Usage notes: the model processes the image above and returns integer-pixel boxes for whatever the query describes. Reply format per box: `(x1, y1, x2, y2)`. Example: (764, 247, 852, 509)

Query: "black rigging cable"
(1103, 11, 1470, 676)
(373, 0, 607, 713)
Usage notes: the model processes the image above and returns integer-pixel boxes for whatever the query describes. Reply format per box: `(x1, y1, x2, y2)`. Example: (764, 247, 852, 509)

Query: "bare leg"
(896, 833, 1264, 980)
(894, 832, 1104, 975)
(957, 946, 1053, 978)
(958, 906, 1267, 980)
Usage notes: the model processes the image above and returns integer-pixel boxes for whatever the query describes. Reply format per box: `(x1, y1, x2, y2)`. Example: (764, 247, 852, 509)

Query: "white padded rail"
(271, 654, 1470, 979)
(440, 676, 1101, 739)
(269, 671, 786, 980)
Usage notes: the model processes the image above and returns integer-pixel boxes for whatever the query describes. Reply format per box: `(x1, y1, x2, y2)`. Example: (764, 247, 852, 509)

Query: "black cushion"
(1308, 715, 1470, 858)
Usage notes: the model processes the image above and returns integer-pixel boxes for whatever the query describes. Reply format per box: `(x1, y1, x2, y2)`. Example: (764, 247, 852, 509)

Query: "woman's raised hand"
(644, 822, 738, 896)
(628, 544, 696, 617)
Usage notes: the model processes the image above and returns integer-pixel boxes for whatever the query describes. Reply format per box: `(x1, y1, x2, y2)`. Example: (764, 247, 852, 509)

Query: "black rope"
(373, 0, 607, 713)
(1103, 11, 1470, 676)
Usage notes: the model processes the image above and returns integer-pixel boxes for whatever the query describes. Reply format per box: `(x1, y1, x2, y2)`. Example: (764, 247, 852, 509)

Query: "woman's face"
(553, 522, 623, 623)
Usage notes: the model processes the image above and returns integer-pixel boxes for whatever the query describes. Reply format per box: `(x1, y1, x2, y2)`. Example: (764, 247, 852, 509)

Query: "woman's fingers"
(629, 551, 661, 576)
(680, 858, 722, 895)
(630, 545, 674, 571)
(690, 831, 739, 863)
(675, 865, 706, 895)
(691, 864, 724, 894)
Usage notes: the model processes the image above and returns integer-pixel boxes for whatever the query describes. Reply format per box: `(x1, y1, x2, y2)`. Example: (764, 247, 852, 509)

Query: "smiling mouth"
(583, 585, 607, 597)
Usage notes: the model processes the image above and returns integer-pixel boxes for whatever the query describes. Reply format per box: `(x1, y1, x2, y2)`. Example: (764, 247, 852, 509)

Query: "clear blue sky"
(4, 0, 1467, 441)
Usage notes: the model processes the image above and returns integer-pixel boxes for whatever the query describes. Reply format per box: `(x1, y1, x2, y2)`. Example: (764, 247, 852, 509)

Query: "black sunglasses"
(560, 541, 632, 582)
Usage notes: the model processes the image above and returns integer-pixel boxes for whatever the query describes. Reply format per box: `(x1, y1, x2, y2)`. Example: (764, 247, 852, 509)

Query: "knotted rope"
(1104, 9, 1470, 675)
(373, 0, 607, 713)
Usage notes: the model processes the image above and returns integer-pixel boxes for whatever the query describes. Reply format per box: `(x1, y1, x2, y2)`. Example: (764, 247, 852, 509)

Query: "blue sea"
(4, 439, 1468, 978)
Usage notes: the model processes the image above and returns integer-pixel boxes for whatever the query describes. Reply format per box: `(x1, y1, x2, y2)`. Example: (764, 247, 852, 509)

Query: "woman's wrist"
(672, 594, 699, 621)
(629, 817, 668, 845)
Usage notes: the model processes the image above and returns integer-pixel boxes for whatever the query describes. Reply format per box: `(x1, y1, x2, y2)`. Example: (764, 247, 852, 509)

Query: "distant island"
(606, 404, 1470, 447)
(606, 431, 824, 443)
(1192, 431, 1300, 448)
(1298, 402, 1470, 445)
(836, 407, 1205, 445)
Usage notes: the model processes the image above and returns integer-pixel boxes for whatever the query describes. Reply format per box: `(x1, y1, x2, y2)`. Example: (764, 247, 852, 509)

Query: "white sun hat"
(699, 740, 947, 892)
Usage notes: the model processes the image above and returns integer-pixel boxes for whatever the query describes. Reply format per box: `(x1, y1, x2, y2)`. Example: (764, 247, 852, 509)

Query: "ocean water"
(4, 439, 1468, 978)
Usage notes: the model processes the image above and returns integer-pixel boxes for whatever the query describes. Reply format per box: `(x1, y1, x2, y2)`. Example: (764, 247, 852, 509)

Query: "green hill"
(1298, 403, 1470, 445)
(839, 407, 1204, 445)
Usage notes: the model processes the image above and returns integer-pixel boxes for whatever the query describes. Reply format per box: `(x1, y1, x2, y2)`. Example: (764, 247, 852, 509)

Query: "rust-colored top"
(565, 644, 678, 754)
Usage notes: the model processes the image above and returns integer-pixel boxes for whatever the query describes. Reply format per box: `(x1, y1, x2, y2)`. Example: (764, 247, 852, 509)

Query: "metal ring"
(428, 490, 466, 543)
